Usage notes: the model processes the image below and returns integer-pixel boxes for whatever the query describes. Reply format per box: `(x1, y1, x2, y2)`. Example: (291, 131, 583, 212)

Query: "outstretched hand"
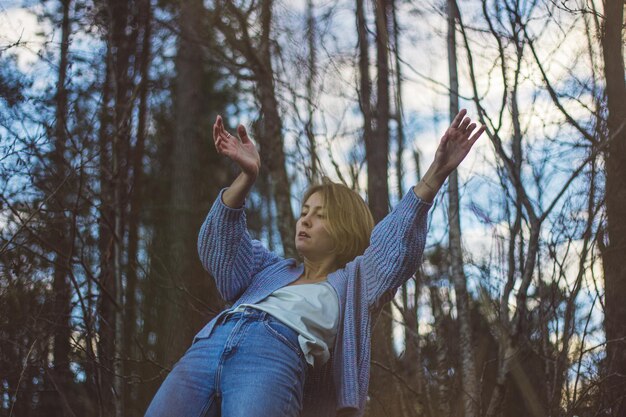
(213, 115, 260, 179)
(433, 109, 486, 175)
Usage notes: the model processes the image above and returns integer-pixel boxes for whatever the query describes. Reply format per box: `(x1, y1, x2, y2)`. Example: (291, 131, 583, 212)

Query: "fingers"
(451, 108, 467, 128)
(214, 115, 231, 153)
(215, 115, 222, 135)
(213, 128, 220, 150)
(459, 116, 471, 131)
(217, 115, 230, 140)
(468, 125, 486, 146)
(237, 124, 249, 143)
(214, 115, 234, 140)
(452, 110, 481, 140)
(214, 115, 223, 141)
(214, 117, 253, 155)
(217, 115, 227, 137)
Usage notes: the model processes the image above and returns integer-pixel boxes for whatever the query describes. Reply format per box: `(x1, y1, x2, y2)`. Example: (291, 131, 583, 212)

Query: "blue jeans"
(144, 307, 309, 417)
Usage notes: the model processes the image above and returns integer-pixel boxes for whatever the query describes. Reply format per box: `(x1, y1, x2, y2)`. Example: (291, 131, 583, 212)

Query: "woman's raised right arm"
(198, 116, 280, 302)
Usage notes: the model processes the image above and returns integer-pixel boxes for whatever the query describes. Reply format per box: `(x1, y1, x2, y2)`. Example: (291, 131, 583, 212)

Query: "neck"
(301, 257, 337, 280)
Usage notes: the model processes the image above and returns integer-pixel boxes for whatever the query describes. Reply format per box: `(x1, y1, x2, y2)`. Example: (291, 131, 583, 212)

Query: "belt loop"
(243, 306, 254, 317)
(239, 306, 268, 321)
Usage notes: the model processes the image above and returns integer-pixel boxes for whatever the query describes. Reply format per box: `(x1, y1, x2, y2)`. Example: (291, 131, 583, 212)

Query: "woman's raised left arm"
(350, 109, 485, 310)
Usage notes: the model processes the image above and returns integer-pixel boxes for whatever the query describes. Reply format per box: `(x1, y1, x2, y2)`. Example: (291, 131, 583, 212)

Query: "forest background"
(0, 0, 624, 416)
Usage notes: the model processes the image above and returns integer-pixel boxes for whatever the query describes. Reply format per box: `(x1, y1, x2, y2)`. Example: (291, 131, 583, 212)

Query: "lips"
(298, 231, 310, 238)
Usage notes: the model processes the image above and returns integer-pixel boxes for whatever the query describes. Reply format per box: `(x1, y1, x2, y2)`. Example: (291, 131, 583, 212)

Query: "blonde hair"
(300, 178, 375, 269)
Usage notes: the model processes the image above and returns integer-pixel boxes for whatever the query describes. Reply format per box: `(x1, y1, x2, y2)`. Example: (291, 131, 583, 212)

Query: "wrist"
(423, 162, 449, 187)
(419, 178, 437, 192)
(240, 171, 258, 184)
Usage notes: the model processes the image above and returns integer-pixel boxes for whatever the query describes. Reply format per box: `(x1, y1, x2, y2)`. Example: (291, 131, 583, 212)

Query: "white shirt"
(230, 281, 339, 367)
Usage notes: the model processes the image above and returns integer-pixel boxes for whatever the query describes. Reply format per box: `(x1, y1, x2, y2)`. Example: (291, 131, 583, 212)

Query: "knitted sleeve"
(197, 188, 281, 302)
(345, 188, 432, 310)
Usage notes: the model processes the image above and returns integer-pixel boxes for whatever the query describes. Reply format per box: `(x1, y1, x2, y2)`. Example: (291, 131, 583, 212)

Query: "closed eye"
(299, 211, 325, 218)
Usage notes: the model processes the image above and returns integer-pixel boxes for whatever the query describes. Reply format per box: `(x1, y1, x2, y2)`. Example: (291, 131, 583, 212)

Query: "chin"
(295, 245, 311, 258)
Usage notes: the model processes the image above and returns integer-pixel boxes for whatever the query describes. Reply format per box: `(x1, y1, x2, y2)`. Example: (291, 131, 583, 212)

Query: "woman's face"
(295, 192, 336, 262)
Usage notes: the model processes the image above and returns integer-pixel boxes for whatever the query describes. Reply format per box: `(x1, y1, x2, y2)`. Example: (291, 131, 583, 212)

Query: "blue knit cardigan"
(195, 187, 432, 417)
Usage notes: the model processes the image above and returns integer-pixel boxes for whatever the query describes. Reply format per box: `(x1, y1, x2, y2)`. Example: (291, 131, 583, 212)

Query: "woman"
(145, 110, 485, 417)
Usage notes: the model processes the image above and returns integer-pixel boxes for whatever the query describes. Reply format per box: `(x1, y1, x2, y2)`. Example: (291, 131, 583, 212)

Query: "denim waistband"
(218, 306, 270, 325)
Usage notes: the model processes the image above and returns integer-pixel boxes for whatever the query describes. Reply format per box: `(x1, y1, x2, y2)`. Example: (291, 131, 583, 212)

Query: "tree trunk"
(391, 0, 404, 200)
(257, 0, 297, 259)
(110, 2, 135, 415)
(599, 0, 626, 414)
(430, 282, 451, 417)
(124, 0, 151, 414)
(49, 1, 73, 415)
(446, 2, 478, 416)
(305, 0, 319, 183)
(356, 0, 373, 179)
(370, 0, 390, 221)
(97, 25, 114, 416)
(256, 77, 296, 258)
(160, 0, 219, 367)
(368, 1, 405, 416)
(97, 1, 136, 414)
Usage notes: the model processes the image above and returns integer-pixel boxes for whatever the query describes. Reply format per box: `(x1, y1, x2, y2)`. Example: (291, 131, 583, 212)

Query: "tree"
(455, 1, 606, 415)
(47, 1, 74, 415)
(96, 1, 139, 414)
(365, 1, 409, 416)
(123, 0, 151, 412)
(598, 0, 626, 413)
(155, 0, 227, 369)
(210, 0, 297, 258)
(447, 2, 478, 416)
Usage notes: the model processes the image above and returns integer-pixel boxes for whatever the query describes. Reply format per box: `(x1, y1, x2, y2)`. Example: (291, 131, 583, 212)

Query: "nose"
(300, 211, 314, 227)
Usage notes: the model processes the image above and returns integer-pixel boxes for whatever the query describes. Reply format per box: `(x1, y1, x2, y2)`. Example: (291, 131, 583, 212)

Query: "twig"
(0, 170, 74, 256)
(8, 338, 37, 417)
